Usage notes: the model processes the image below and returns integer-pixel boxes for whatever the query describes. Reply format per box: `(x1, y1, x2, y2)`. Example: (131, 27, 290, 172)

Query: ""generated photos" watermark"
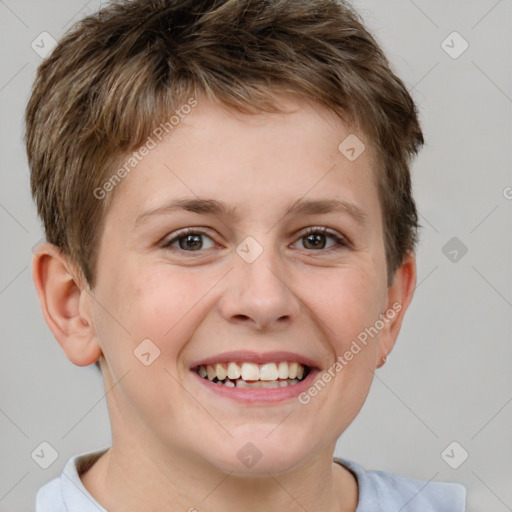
(298, 302, 402, 404)
(93, 97, 198, 200)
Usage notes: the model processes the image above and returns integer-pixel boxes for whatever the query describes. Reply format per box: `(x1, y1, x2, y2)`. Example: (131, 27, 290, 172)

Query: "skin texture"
(32, 94, 416, 512)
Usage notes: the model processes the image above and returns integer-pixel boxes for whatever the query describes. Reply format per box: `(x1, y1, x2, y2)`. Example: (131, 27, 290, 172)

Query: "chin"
(198, 428, 317, 476)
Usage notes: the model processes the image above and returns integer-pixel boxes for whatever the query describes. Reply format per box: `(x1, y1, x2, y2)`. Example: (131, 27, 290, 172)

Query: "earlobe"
(376, 252, 417, 368)
(32, 242, 102, 367)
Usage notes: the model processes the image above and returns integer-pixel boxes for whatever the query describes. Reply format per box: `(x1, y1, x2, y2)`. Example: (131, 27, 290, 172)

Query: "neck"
(81, 439, 358, 512)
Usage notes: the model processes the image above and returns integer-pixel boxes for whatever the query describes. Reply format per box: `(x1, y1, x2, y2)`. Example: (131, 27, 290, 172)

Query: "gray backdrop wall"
(0, 1, 510, 510)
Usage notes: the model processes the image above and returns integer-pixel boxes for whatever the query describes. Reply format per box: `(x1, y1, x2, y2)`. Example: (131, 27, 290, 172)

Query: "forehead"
(106, 94, 381, 227)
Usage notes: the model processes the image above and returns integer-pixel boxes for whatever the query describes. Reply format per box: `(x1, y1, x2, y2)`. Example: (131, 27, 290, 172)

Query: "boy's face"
(78, 94, 413, 473)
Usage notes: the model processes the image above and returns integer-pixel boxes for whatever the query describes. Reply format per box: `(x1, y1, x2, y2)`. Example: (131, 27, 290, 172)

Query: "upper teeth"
(197, 361, 306, 381)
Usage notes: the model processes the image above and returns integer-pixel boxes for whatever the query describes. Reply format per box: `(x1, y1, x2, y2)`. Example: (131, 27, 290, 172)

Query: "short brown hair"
(26, 0, 423, 289)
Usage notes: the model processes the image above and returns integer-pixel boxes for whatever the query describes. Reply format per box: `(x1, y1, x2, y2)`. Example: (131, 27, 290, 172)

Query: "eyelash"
(161, 226, 349, 254)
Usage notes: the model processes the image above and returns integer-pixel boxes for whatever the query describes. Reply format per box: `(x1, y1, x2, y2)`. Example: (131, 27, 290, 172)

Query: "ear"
(376, 252, 417, 368)
(32, 242, 102, 366)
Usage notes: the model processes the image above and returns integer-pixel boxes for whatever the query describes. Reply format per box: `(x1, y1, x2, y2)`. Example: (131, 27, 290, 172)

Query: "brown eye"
(302, 232, 328, 249)
(177, 233, 204, 251)
(294, 227, 348, 251)
(163, 229, 216, 252)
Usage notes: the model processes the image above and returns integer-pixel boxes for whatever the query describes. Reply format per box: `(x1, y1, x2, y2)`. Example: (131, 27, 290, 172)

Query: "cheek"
(316, 266, 386, 413)
(305, 265, 386, 351)
(103, 264, 215, 359)
(92, 267, 205, 419)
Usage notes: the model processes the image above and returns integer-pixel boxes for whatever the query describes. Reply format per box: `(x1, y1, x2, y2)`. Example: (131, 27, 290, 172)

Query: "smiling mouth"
(193, 361, 311, 389)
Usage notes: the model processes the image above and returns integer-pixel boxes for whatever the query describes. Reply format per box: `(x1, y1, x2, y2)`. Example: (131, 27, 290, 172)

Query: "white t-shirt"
(35, 447, 466, 511)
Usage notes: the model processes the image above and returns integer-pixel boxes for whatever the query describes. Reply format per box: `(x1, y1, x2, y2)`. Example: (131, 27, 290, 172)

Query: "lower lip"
(191, 368, 320, 404)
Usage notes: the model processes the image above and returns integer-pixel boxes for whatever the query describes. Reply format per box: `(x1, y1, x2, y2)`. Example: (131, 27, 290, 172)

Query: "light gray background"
(0, 1, 510, 510)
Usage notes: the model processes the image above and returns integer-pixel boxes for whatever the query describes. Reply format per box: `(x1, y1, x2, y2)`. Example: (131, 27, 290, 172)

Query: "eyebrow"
(135, 197, 368, 226)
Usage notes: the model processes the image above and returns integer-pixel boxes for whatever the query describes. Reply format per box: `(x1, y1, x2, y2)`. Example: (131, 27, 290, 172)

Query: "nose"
(218, 241, 301, 331)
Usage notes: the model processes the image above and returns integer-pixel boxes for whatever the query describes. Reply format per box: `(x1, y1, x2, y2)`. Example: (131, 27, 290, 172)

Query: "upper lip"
(189, 350, 320, 370)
